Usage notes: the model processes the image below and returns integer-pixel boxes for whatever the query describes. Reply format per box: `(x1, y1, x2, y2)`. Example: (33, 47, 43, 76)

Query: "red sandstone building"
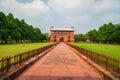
(50, 26, 74, 42)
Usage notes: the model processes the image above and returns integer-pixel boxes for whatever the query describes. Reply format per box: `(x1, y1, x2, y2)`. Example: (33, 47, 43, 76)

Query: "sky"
(0, 0, 120, 34)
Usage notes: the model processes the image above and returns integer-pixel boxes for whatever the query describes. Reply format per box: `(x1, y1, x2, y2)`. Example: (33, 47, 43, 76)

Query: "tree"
(40, 34, 46, 42)
(74, 33, 89, 42)
(97, 23, 115, 43)
(6, 13, 15, 43)
(74, 34, 80, 42)
(19, 19, 30, 42)
(0, 12, 7, 43)
(33, 28, 41, 41)
(44, 33, 49, 41)
(0, 12, 45, 43)
(88, 22, 120, 43)
(12, 18, 21, 43)
(88, 29, 98, 42)
(113, 24, 120, 43)
(27, 25, 35, 42)
(97, 25, 107, 42)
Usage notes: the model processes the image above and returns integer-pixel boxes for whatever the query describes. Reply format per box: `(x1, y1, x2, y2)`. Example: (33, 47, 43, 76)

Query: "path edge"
(1, 44, 57, 80)
(66, 43, 119, 80)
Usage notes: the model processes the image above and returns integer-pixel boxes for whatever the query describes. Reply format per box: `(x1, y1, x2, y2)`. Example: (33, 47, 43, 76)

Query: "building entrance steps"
(15, 42, 104, 80)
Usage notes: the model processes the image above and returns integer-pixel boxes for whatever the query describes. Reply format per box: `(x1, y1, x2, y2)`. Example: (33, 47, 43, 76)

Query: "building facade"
(50, 26, 74, 42)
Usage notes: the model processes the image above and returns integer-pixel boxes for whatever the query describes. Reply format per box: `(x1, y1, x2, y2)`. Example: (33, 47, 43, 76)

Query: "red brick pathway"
(15, 42, 104, 80)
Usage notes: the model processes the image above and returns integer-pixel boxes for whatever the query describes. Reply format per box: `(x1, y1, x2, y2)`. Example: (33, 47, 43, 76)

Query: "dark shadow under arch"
(60, 37, 64, 42)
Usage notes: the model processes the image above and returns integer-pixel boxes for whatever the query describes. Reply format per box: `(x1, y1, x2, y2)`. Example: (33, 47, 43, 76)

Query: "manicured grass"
(0, 42, 54, 59)
(70, 42, 120, 59)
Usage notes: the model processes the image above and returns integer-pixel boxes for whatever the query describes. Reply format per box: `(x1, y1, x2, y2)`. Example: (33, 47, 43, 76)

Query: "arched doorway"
(60, 37, 64, 42)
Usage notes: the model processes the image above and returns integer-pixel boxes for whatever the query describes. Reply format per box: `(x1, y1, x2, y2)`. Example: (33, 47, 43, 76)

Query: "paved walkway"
(15, 42, 104, 80)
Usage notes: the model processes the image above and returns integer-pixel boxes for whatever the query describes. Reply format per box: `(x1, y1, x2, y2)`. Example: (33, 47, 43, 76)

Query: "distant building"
(50, 26, 74, 42)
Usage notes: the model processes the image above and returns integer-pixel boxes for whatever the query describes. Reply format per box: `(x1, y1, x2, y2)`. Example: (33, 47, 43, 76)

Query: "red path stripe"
(15, 42, 104, 80)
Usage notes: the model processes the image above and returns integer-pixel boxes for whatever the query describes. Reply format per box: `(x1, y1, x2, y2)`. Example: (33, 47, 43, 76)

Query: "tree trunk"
(10, 34, 13, 44)
(21, 39, 22, 43)
(5, 39, 7, 44)
(16, 40, 18, 43)
(2, 39, 4, 44)
(11, 39, 12, 44)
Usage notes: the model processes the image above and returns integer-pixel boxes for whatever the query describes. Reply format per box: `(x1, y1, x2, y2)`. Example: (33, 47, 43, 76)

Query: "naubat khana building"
(50, 26, 74, 42)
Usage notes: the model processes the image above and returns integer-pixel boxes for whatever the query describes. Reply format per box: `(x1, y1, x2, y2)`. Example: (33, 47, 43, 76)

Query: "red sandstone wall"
(50, 30, 74, 42)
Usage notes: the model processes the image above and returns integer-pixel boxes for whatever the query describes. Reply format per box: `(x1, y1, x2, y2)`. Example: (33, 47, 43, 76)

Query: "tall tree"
(0, 12, 11, 44)
(12, 18, 21, 43)
(74, 33, 89, 42)
(0, 12, 45, 43)
(6, 13, 15, 43)
(40, 34, 46, 42)
(113, 24, 120, 43)
(0, 12, 6, 43)
(88, 29, 98, 42)
(34, 28, 41, 41)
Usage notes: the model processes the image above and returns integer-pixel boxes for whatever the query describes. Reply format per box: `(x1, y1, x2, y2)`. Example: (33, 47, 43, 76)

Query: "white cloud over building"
(0, 0, 120, 33)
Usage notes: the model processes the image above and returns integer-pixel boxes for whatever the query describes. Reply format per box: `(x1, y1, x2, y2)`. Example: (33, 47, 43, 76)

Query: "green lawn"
(70, 42, 120, 59)
(0, 42, 54, 59)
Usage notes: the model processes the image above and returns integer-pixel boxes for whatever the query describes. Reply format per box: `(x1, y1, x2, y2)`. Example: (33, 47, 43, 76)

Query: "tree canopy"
(88, 23, 120, 43)
(0, 12, 47, 43)
(75, 22, 120, 44)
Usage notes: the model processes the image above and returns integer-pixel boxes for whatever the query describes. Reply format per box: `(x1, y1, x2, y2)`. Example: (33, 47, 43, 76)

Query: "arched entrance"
(60, 37, 64, 42)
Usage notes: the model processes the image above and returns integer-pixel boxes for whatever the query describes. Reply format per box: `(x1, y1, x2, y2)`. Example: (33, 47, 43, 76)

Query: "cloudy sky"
(0, 0, 120, 33)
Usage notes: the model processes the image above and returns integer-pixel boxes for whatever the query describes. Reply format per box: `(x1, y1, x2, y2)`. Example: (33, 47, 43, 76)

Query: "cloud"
(63, 15, 92, 25)
(48, 0, 120, 15)
(100, 13, 120, 23)
(0, 0, 120, 33)
(1, 0, 54, 33)
(93, 0, 120, 13)
(1, 0, 51, 20)
(48, 0, 95, 16)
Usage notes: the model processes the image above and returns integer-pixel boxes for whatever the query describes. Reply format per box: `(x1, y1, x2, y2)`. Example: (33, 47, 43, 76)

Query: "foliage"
(88, 23, 120, 43)
(74, 33, 89, 42)
(0, 12, 47, 43)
